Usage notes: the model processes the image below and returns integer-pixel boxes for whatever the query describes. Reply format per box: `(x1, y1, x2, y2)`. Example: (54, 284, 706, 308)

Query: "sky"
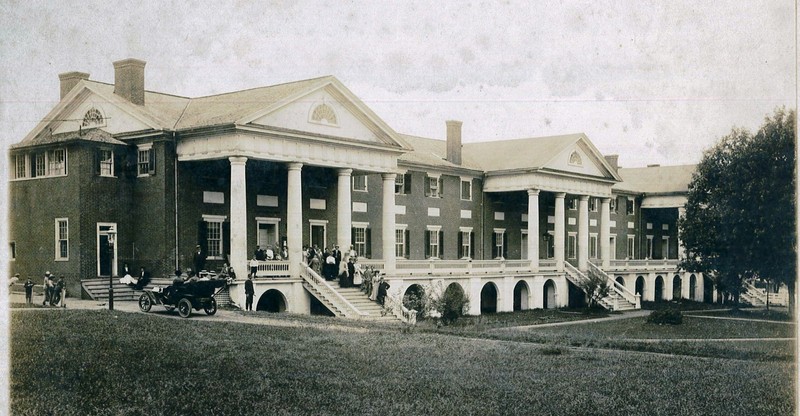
(0, 0, 795, 169)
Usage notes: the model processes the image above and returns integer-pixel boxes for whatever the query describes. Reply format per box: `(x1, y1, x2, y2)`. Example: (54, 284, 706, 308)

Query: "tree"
(679, 108, 796, 311)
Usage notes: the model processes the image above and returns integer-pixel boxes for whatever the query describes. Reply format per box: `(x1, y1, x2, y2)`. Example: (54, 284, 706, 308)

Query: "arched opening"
(257, 289, 287, 313)
(689, 274, 697, 300)
(635, 276, 645, 297)
(615, 276, 625, 289)
(513, 281, 530, 311)
(673, 275, 682, 300)
(703, 276, 714, 303)
(480, 282, 498, 314)
(543, 279, 557, 309)
(403, 284, 426, 315)
(654, 276, 664, 301)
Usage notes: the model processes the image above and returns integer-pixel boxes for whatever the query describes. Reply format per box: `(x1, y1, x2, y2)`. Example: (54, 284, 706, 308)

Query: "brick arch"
(257, 288, 287, 312)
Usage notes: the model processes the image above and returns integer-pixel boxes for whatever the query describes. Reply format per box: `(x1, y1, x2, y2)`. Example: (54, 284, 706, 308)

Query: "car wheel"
(138, 294, 152, 312)
(177, 298, 192, 318)
(204, 298, 217, 315)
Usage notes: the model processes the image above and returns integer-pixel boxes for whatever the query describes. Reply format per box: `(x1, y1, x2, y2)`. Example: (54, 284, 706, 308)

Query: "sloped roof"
(174, 76, 332, 130)
(613, 164, 696, 194)
(82, 80, 191, 129)
(461, 133, 585, 172)
(10, 128, 126, 149)
(397, 134, 482, 171)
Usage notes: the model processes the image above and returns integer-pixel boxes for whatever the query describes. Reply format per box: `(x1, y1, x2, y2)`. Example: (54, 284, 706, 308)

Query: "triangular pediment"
(240, 78, 411, 150)
(19, 82, 162, 145)
(542, 136, 622, 181)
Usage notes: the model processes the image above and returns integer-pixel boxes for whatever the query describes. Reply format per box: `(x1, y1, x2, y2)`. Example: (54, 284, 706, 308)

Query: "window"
(394, 174, 405, 194)
(137, 146, 155, 176)
(55, 218, 69, 260)
(34, 153, 46, 177)
(627, 235, 635, 259)
(627, 198, 635, 215)
(568, 197, 577, 210)
(492, 229, 507, 259)
(460, 179, 472, 201)
(661, 236, 670, 259)
(310, 103, 338, 125)
(353, 225, 367, 257)
(98, 149, 114, 176)
(458, 229, 474, 259)
(206, 219, 223, 259)
(47, 149, 66, 176)
(425, 227, 442, 259)
(14, 154, 26, 179)
(10, 242, 16, 260)
(589, 197, 598, 212)
(646, 236, 654, 259)
(395, 227, 409, 258)
(590, 234, 598, 259)
(353, 175, 368, 192)
(610, 198, 617, 213)
(425, 175, 442, 198)
(567, 233, 577, 259)
(82, 107, 104, 127)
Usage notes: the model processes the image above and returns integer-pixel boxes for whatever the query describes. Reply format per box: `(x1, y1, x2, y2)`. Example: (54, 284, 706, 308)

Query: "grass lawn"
(10, 309, 796, 415)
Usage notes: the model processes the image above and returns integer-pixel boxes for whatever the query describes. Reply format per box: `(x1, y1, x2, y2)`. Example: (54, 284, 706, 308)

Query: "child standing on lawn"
(24, 277, 34, 304)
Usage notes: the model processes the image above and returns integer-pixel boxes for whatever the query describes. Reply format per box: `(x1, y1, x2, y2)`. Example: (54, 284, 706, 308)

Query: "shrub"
(646, 309, 683, 325)
(431, 285, 470, 325)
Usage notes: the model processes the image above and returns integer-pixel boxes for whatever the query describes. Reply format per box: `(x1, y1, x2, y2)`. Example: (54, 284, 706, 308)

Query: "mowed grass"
(11, 310, 796, 416)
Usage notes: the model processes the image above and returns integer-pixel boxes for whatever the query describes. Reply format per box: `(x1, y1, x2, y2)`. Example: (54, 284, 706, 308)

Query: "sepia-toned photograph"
(1, 1, 796, 414)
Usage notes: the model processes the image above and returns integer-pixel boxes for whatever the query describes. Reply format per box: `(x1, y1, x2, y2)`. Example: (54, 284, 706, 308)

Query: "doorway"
(97, 223, 118, 277)
(309, 220, 327, 249)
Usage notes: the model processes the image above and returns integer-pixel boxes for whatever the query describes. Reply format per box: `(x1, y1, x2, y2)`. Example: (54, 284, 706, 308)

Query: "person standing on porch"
(249, 256, 259, 277)
(244, 275, 255, 311)
(192, 244, 206, 273)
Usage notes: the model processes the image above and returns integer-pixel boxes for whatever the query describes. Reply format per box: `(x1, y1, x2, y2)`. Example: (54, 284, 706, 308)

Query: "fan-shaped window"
(310, 103, 338, 125)
(569, 151, 582, 166)
(81, 108, 104, 127)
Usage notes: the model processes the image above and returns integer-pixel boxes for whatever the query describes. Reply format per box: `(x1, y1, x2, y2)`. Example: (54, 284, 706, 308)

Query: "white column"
(381, 173, 397, 274)
(337, 168, 353, 251)
(527, 189, 540, 272)
(677, 206, 686, 259)
(286, 163, 303, 278)
(578, 195, 589, 271)
(229, 157, 248, 276)
(600, 197, 611, 268)
(554, 193, 566, 272)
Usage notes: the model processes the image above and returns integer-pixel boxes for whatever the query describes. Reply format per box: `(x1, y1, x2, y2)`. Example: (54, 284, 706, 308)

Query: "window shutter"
(113, 151, 121, 177)
(492, 233, 498, 258)
(126, 150, 137, 178)
(404, 173, 411, 194)
(425, 231, 431, 258)
(439, 230, 444, 259)
(470, 232, 475, 258)
(223, 221, 231, 257)
(503, 233, 508, 259)
(148, 149, 156, 175)
(351, 227, 356, 251)
(93, 150, 100, 175)
(404, 229, 410, 259)
(458, 232, 463, 258)
(424, 178, 431, 197)
(197, 221, 208, 255)
(438, 177, 444, 197)
(365, 228, 371, 258)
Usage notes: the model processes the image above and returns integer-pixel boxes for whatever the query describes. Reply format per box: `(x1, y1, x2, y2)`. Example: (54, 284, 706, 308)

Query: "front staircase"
(299, 263, 402, 322)
(564, 262, 639, 311)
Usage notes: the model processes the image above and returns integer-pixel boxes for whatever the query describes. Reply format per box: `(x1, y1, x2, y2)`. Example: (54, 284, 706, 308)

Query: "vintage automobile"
(138, 278, 228, 318)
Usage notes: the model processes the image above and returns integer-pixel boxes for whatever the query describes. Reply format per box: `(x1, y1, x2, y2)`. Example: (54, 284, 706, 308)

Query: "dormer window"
(81, 107, 104, 127)
(309, 102, 338, 126)
(569, 151, 582, 166)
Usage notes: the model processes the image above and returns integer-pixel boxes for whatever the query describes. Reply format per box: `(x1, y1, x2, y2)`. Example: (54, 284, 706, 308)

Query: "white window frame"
(567, 232, 577, 259)
(661, 236, 670, 259)
(352, 222, 369, 257)
(99, 149, 114, 177)
(395, 224, 408, 258)
(589, 233, 598, 259)
(568, 197, 577, 210)
(609, 234, 617, 260)
(47, 148, 67, 176)
(203, 214, 227, 260)
(460, 178, 472, 201)
(14, 154, 27, 179)
(610, 197, 617, 213)
(627, 198, 635, 215)
(426, 175, 442, 198)
(137, 144, 152, 177)
(55, 218, 69, 261)
(34, 152, 46, 177)
(460, 226, 473, 260)
(627, 235, 636, 259)
(646, 235, 654, 259)
(255, 217, 281, 248)
(493, 228, 506, 260)
(352, 175, 368, 192)
(589, 197, 598, 212)
(427, 225, 442, 259)
(394, 174, 405, 195)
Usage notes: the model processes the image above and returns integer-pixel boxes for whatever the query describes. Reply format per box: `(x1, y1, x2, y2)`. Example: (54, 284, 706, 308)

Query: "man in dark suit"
(134, 267, 151, 290)
(244, 275, 255, 311)
(193, 244, 206, 274)
(333, 245, 342, 270)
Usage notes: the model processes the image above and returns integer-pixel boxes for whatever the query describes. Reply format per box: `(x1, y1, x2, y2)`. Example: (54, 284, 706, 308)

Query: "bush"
(646, 309, 683, 325)
(432, 285, 470, 325)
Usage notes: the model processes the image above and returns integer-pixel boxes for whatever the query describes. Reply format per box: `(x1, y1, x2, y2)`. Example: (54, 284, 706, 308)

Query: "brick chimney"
(446, 120, 462, 165)
(58, 71, 90, 99)
(113, 58, 146, 105)
(604, 154, 619, 172)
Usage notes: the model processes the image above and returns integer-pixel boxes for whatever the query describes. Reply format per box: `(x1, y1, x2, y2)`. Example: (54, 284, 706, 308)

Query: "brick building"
(8, 59, 703, 316)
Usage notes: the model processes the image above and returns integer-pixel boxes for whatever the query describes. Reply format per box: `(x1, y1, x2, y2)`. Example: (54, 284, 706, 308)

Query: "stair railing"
(298, 262, 365, 318)
(588, 262, 640, 309)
